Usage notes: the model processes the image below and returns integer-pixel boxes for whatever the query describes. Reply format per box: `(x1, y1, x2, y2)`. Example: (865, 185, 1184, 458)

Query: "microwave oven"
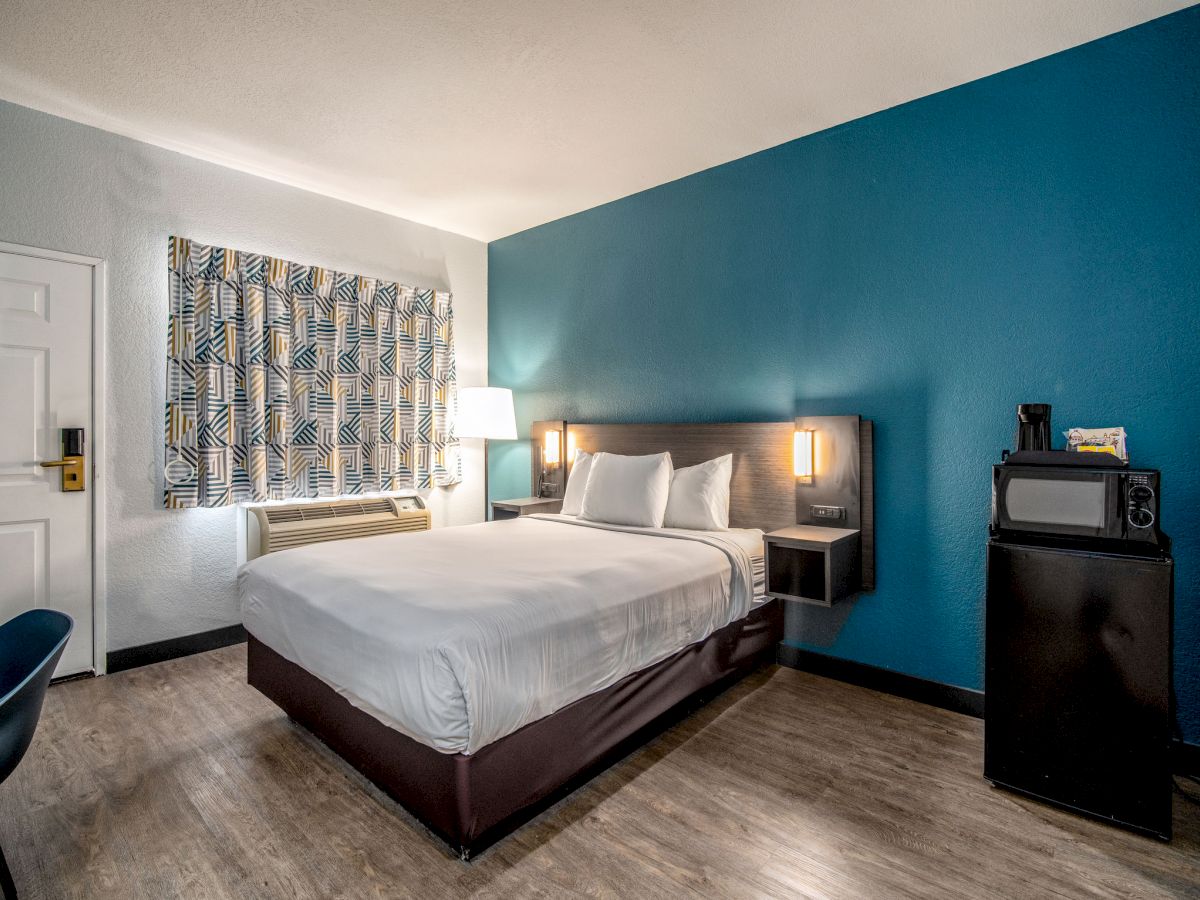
(991, 464, 1161, 548)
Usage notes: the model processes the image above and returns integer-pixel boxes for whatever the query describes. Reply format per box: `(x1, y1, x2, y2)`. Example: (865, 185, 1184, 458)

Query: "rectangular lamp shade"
(794, 430, 814, 479)
(457, 387, 517, 440)
(543, 430, 561, 465)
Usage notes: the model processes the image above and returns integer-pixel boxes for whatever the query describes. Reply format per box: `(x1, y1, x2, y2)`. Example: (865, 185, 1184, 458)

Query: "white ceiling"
(0, 1, 1190, 241)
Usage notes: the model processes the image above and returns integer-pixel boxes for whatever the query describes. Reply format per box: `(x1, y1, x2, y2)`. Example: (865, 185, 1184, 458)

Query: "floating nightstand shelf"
(765, 525, 861, 607)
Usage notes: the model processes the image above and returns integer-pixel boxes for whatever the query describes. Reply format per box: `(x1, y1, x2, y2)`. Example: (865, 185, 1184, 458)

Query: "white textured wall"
(0, 100, 488, 652)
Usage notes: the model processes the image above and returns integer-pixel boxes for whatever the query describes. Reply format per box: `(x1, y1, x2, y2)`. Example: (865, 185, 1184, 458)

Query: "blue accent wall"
(488, 9, 1200, 740)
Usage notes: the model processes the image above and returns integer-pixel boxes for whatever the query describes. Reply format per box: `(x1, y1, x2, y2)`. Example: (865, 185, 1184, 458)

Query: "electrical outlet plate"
(811, 504, 845, 520)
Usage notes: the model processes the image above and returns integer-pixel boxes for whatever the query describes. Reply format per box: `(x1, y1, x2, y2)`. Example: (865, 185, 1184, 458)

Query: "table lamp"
(456, 387, 517, 520)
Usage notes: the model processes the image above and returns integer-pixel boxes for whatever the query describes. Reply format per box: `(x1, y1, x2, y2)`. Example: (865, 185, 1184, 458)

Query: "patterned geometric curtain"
(164, 236, 460, 508)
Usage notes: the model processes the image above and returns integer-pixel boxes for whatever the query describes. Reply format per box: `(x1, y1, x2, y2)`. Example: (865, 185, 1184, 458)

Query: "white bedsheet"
(239, 515, 762, 754)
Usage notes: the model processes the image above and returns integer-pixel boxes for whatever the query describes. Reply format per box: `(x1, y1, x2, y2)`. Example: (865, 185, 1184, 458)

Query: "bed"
(242, 422, 795, 858)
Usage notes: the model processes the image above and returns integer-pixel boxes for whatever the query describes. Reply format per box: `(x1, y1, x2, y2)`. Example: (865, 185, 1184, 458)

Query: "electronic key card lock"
(40, 427, 86, 492)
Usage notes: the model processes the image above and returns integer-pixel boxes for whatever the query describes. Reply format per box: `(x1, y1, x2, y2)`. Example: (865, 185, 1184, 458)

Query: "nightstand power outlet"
(811, 505, 846, 520)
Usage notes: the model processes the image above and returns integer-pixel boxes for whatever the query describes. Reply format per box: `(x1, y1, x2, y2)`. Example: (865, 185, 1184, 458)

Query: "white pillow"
(578, 451, 673, 527)
(560, 449, 593, 516)
(664, 454, 733, 531)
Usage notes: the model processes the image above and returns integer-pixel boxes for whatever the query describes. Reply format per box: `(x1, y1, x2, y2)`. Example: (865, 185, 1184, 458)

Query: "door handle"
(40, 428, 86, 492)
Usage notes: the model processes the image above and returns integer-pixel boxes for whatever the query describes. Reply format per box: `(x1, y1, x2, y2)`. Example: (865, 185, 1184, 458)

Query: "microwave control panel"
(1125, 471, 1158, 534)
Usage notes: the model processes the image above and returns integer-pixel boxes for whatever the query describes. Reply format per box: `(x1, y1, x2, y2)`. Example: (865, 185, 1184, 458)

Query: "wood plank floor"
(2, 645, 1198, 899)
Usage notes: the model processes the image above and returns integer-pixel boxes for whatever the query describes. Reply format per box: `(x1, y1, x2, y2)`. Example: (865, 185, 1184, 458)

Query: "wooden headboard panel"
(564, 422, 795, 531)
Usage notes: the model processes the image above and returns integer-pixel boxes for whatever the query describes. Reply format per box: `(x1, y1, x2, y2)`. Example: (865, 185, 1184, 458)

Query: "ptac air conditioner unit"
(245, 496, 430, 560)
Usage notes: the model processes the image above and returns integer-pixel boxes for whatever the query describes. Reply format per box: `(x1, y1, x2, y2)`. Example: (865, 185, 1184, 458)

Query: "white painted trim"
(0, 240, 108, 269)
(0, 240, 108, 675)
(91, 260, 108, 675)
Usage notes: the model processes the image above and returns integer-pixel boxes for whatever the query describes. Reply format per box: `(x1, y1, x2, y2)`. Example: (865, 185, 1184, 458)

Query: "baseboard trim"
(107, 624, 247, 674)
(777, 645, 985, 718)
(776, 647, 1200, 775)
(50, 671, 96, 686)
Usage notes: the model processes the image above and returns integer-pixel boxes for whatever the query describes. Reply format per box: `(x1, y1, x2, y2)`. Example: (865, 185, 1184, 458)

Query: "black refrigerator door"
(985, 541, 1173, 839)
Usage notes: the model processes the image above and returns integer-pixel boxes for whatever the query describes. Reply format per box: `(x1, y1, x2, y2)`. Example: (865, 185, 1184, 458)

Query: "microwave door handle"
(1109, 475, 1124, 537)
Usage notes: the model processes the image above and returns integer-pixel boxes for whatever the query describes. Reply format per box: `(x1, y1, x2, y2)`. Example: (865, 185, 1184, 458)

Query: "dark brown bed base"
(247, 599, 782, 859)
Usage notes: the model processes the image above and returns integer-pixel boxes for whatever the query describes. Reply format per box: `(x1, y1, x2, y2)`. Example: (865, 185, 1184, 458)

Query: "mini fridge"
(985, 540, 1174, 839)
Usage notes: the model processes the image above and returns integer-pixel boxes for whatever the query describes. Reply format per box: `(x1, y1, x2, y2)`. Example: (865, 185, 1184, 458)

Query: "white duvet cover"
(239, 514, 762, 754)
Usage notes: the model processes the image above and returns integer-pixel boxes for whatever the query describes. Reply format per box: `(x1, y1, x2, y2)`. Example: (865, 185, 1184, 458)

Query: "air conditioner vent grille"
(262, 498, 397, 523)
(250, 496, 429, 557)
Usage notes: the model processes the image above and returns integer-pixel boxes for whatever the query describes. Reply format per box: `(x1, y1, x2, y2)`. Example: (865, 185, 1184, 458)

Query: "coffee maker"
(1016, 403, 1051, 452)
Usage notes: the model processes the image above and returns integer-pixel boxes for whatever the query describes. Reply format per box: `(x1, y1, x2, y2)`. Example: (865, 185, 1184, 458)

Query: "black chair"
(0, 610, 73, 900)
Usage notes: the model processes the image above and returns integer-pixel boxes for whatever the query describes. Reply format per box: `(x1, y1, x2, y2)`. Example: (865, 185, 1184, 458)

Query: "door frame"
(0, 240, 108, 675)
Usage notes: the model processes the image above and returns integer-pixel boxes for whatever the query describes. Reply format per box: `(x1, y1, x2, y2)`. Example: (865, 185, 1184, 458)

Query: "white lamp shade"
(794, 430, 814, 478)
(456, 387, 517, 440)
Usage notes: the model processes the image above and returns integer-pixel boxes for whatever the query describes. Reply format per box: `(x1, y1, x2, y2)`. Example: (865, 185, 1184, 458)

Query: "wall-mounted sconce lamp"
(543, 430, 561, 467)
(531, 420, 568, 499)
(793, 429, 814, 483)
(539, 429, 562, 496)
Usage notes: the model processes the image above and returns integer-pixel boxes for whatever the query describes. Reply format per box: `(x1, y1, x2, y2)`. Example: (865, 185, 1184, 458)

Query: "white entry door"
(0, 248, 96, 676)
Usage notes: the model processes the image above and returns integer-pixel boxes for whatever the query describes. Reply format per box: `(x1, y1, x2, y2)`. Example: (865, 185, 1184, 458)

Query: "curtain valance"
(164, 236, 459, 508)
